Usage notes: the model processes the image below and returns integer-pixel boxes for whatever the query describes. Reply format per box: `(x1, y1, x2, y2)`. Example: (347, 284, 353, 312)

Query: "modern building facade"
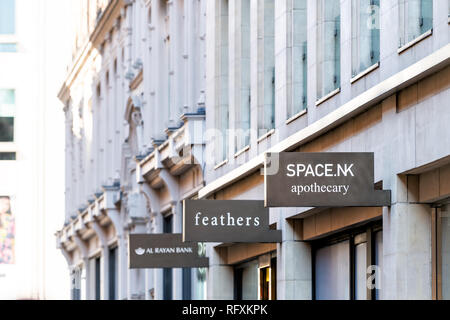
(56, 0, 450, 300)
(0, 0, 74, 299)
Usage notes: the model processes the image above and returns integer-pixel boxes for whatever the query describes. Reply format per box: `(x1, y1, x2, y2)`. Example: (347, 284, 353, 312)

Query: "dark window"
(95, 257, 101, 300)
(0, 152, 15, 160)
(163, 214, 173, 300)
(0, 118, 14, 142)
(163, 268, 173, 300)
(182, 268, 192, 300)
(259, 257, 277, 300)
(270, 257, 277, 300)
(0, 89, 15, 141)
(259, 267, 270, 300)
(163, 214, 173, 233)
(108, 247, 117, 300)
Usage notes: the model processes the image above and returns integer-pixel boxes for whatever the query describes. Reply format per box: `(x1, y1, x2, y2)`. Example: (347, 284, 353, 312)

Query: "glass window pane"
(317, 0, 340, 99)
(241, 260, 259, 300)
(216, 0, 229, 162)
(315, 240, 350, 300)
(235, 259, 259, 300)
(236, 0, 251, 151)
(420, 0, 433, 34)
(0, 0, 15, 35)
(182, 268, 192, 300)
(196, 267, 207, 300)
(0, 89, 15, 117)
(258, 0, 275, 136)
(0, 118, 14, 142)
(108, 247, 117, 300)
(291, 0, 307, 117)
(0, 43, 17, 52)
(352, 0, 380, 77)
(95, 257, 101, 300)
(399, 0, 433, 47)
(374, 230, 383, 299)
(355, 242, 367, 300)
(81, 265, 87, 300)
(0, 152, 16, 160)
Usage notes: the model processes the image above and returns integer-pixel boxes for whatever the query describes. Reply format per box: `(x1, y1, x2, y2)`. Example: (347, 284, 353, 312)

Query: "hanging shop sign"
(183, 200, 282, 243)
(264, 152, 391, 207)
(129, 233, 209, 269)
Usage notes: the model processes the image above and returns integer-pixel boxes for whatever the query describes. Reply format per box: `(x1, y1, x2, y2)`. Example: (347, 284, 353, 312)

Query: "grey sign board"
(129, 233, 209, 269)
(265, 152, 391, 207)
(183, 200, 282, 243)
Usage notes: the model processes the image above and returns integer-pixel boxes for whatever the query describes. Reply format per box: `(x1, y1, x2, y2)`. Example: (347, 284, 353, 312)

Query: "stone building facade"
(57, 0, 450, 300)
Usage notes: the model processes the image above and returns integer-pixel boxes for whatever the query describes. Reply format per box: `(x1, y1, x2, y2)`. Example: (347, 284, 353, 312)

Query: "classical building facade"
(57, 0, 450, 300)
(56, 0, 208, 300)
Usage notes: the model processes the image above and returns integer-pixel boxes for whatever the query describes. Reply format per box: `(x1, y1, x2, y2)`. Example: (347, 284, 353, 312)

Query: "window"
(291, 0, 308, 118)
(95, 256, 101, 300)
(351, 0, 380, 78)
(0, 89, 15, 142)
(0, 43, 16, 52)
(164, 1, 173, 127)
(71, 267, 82, 300)
(0, 196, 15, 265)
(259, 257, 276, 300)
(258, 0, 275, 136)
(234, 253, 276, 300)
(0, 0, 16, 53)
(315, 240, 350, 300)
(399, 0, 433, 48)
(215, 0, 229, 162)
(433, 205, 450, 299)
(313, 223, 383, 300)
(163, 214, 173, 300)
(374, 230, 383, 299)
(235, 0, 251, 151)
(0, 152, 15, 160)
(182, 268, 192, 300)
(108, 246, 118, 300)
(0, 0, 15, 34)
(234, 260, 259, 300)
(317, 0, 340, 101)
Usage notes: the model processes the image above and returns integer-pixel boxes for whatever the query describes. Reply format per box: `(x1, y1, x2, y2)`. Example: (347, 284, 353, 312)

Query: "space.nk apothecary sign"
(264, 152, 391, 207)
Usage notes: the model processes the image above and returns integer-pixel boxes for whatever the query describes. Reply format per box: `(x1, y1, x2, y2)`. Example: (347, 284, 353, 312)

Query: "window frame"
(257, 0, 276, 138)
(398, 0, 433, 53)
(351, 0, 381, 81)
(290, 0, 308, 119)
(316, 0, 341, 105)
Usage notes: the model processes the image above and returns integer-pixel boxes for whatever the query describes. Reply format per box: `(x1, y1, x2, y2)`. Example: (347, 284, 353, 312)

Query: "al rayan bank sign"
(265, 152, 391, 207)
(129, 234, 209, 269)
